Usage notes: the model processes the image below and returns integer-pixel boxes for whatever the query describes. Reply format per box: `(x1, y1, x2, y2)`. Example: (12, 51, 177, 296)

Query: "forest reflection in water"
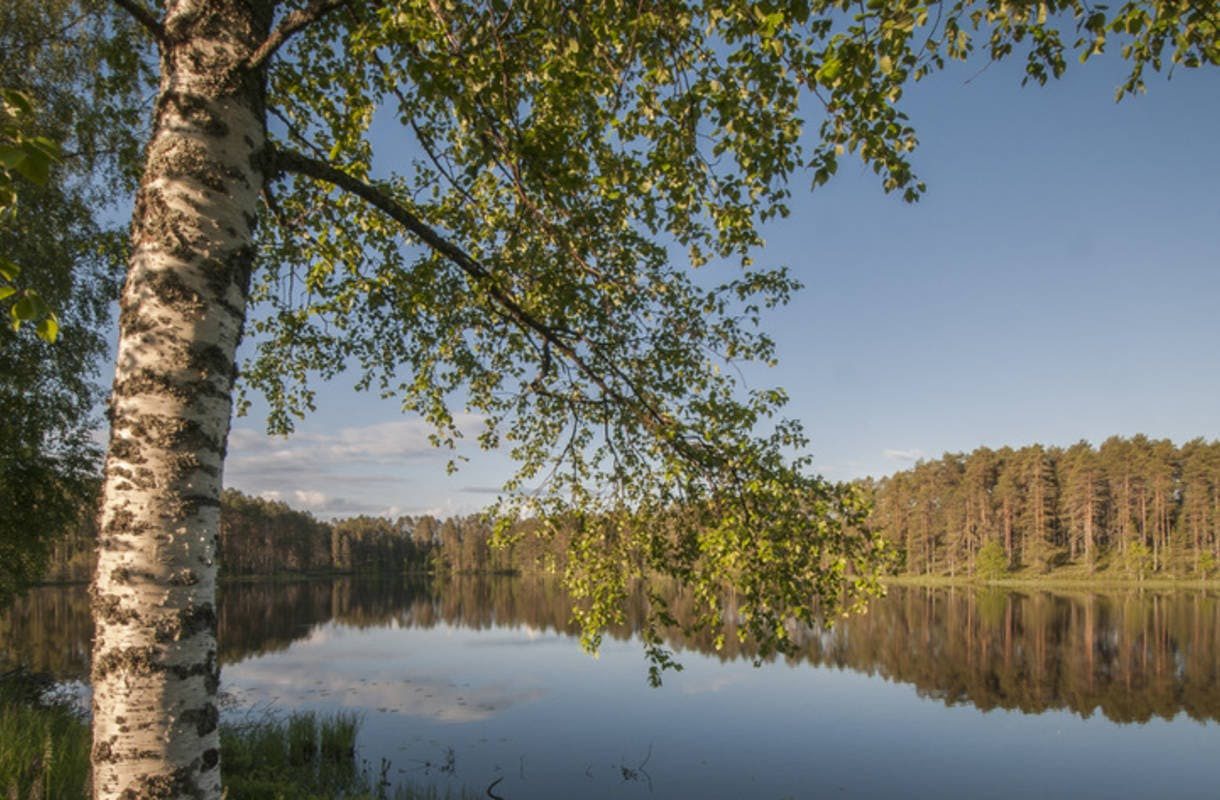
(4, 576, 1219, 726)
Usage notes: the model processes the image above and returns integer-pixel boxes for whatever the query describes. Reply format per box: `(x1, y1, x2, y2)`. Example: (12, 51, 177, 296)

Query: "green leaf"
(0, 286, 15, 301)
(0, 257, 18, 281)
(0, 145, 26, 169)
(14, 147, 52, 184)
(36, 314, 59, 343)
(816, 57, 843, 86)
(12, 291, 48, 322)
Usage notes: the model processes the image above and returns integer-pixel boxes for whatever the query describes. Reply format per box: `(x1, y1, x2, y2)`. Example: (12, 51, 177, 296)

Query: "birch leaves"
(0, 89, 60, 342)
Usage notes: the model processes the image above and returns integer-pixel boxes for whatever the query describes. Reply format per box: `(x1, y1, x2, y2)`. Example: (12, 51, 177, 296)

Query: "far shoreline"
(882, 573, 1220, 591)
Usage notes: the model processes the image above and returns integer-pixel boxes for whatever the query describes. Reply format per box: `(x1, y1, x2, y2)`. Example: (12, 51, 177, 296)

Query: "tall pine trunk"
(90, 3, 269, 798)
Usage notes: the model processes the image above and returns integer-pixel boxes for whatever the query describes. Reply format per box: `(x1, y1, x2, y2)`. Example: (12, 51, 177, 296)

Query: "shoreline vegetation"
(0, 668, 477, 800)
(883, 572, 1220, 591)
(37, 567, 1220, 593)
(32, 433, 1220, 594)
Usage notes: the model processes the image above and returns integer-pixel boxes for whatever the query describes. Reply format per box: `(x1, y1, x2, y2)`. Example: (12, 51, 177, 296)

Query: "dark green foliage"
(0, 1, 149, 606)
(865, 436, 1220, 579)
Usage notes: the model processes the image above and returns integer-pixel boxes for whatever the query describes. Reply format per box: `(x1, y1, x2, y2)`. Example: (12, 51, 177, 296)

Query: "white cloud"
(292, 490, 328, 508)
(222, 415, 505, 520)
(227, 415, 485, 474)
(883, 448, 924, 462)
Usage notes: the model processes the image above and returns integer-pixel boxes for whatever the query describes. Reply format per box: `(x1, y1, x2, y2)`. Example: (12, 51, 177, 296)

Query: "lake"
(4, 578, 1220, 799)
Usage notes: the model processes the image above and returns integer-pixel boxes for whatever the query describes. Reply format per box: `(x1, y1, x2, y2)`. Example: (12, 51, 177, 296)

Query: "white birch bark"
(91, 2, 270, 798)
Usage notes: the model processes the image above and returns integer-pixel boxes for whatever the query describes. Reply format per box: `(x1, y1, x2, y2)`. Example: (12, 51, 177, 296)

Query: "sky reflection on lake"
(5, 579, 1220, 798)
(210, 586, 1220, 800)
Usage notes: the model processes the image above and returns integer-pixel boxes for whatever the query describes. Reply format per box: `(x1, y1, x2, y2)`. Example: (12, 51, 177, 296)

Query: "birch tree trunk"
(90, 2, 270, 798)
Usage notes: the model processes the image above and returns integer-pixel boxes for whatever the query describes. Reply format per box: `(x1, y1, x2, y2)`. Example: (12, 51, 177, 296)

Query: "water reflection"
(4, 578, 1220, 725)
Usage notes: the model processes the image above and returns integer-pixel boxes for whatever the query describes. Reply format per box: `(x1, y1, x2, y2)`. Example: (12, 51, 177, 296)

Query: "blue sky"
(227, 52, 1219, 519)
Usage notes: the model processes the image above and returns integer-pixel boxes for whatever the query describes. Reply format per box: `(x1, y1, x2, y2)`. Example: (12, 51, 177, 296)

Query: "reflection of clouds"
(466, 636, 556, 647)
(225, 658, 545, 724)
(225, 624, 549, 726)
(678, 673, 741, 696)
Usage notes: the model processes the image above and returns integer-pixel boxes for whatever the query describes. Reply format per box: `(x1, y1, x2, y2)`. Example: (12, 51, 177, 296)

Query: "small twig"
(244, 0, 351, 71)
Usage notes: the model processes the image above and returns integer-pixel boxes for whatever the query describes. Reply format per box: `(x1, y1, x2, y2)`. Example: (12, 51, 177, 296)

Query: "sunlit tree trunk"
(90, 2, 269, 798)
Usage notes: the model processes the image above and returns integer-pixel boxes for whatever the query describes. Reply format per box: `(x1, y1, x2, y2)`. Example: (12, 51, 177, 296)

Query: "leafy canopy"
(223, 0, 1217, 666)
(1, 89, 62, 342)
(0, 0, 149, 605)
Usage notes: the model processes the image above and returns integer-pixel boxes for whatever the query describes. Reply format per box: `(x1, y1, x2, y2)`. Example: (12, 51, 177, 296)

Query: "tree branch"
(245, 0, 351, 71)
(268, 145, 687, 449)
(111, 0, 165, 42)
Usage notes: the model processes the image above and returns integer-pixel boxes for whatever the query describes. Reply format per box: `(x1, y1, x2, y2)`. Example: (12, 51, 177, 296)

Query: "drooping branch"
(268, 145, 716, 467)
(110, 0, 165, 42)
(244, 0, 352, 71)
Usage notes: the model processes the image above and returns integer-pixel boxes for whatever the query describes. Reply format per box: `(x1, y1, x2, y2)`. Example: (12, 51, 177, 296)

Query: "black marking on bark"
(162, 142, 234, 194)
(110, 437, 149, 465)
(93, 738, 117, 764)
(107, 464, 135, 482)
(95, 594, 142, 625)
(154, 604, 217, 643)
(194, 461, 221, 479)
(118, 766, 196, 800)
(179, 703, 219, 736)
(169, 568, 200, 586)
(102, 508, 145, 540)
(183, 492, 222, 509)
(201, 747, 220, 771)
(144, 268, 206, 315)
(203, 650, 220, 694)
(94, 645, 161, 679)
(132, 190, 202, 263)
(97, 536, 138, 553)
(162, 90, 231, 138)
(123, 308, 161, 337)
(133, 466, 158, 489)
(188, 342, 232, 379)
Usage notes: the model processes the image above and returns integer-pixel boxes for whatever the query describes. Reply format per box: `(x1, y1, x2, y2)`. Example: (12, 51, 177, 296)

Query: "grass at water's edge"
(0, 671, 89, 800)
(0, 670, 477, 800)
(882, 570, 1220, 591)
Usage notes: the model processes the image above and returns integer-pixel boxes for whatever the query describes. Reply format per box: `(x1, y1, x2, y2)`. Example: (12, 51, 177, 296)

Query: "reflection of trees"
(5, 580, 1220, 724)
(793, 587, 1220, 725)
(0, 586, 93, 679)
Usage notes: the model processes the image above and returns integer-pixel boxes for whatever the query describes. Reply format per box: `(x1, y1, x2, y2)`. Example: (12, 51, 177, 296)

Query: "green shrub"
(975, 540, 1009, 581)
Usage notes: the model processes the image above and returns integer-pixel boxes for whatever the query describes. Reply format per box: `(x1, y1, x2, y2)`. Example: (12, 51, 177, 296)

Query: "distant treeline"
(44, 489, 571, 582)
(42, 434, 1220, 585)
(861, 435, 1220, 578)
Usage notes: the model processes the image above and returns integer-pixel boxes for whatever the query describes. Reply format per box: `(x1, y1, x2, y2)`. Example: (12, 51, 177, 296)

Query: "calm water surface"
(4, 578, 1220, 799)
